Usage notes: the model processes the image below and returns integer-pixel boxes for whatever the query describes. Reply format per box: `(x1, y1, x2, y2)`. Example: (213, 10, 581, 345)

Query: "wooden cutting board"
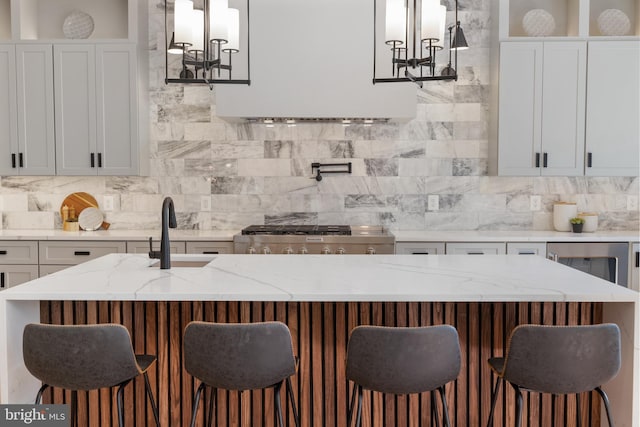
(60, 192, 110, 230)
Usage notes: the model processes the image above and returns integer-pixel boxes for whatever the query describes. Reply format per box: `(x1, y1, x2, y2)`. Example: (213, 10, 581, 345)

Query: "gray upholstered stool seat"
(183, 321, 300, 427)
(346, 325, 461, 427)
(486, 323, 621, 427)
(23, 323, 160, 427)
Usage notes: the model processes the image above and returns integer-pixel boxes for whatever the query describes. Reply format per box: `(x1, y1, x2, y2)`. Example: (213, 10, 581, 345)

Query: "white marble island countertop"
(2, 253, 637, 303)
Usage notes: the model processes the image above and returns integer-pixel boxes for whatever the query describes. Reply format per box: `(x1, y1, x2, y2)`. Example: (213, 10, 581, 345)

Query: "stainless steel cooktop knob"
(336, 247, 346, 254)
(262, 247, 272, 254)
(299, 247, 308, 254)
(283, 247, 294, 254)
(321, 247, 332, 254)
(248, 247, 256, 254)
(366, 247, 376, 255)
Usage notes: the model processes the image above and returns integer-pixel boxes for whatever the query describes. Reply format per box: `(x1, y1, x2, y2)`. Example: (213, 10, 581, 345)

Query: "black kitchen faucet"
(149, 197, 177, 269)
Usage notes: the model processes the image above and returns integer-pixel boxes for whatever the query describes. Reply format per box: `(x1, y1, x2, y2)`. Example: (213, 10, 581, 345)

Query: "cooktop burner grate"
(241, 225, 352, 236)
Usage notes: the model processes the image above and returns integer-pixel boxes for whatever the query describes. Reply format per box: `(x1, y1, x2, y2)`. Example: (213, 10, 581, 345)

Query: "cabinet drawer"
(506, 242, 547, 256)
(127, 240, 186, 254)
(0, 265, 39, 290)
(39, 241, 126, 265)
(39, 265, 71, 277)
(445, 242, 506, 255)
(0, 241, 39, 264)
(395, 242, 445, 255)
(186, 241, 233, 254)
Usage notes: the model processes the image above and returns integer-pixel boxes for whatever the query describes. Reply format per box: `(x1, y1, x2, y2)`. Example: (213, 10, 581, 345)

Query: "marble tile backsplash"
(0, 3, 638, 232)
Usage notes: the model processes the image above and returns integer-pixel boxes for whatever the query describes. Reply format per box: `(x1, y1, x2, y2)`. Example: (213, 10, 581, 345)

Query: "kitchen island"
(1, 254, 638, 426)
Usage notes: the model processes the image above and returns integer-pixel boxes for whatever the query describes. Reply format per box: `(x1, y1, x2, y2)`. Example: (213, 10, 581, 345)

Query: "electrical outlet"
(201, 196, 211, 212)
(427, 195, 439, 211)
(103, 196, 114, 211)
(627, 195, 639, 211)
(530, 195, 541, 211)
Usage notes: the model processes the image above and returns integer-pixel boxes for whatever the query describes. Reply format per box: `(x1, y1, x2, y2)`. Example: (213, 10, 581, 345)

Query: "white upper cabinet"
(55, 44, 138, 175)
(498, 41, 586, 176)
(585, 41, 640, 176)
(1, 43, 56, 176)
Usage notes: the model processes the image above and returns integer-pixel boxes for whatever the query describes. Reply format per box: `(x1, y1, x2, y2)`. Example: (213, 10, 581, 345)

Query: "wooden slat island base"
(39, 300, 602, 427)
(1, 254, 637, 427)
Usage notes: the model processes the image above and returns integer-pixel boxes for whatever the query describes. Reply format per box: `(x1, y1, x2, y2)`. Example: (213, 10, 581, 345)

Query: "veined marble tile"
(318, 212, 379, 226)
(155, 140, 212, 159)
(158, 105, 211, 123)
(454, 85, 489, 103)
(572, 194, 629, 212)
(185, 159, 237, 176)
(452, 159, 488, 176)
(288, 194, 344, 212)
(101, 212, 157, 230)
(418, 104, 455, 122)
(374, 177, 426, 194)
(478, 212, 533, 230)
(453, 194, 507, 212)
(236, 123, 298, 141)
(212, 140, 263, 159)
(1, 194, 28, 211)
(587, 177, 639, 194)
(479, 177, 534, 194)
(365, 159, 399, 176)
(344, 123, 400, 140)
(178, 177, 211, 195)
(264, 140, 294, 158)
(398, 159, 453, 176)
(425, 211, 480, 230)
(265, 213, 318, 225)
(399, 195, 427, 213)
(237, 159, 291, 177)
(184, 123, 228, 141)
(3, 212, 54, 230)
(316, 140, 355, 159)
(106, 177, 159, 194)
(149, 159, 185, 177)
(417, 80, 455, 104)
(452, 121, 487, 140)
(120, 194, 178, 212)
(264, 177, 318, 194)
(317, 177, 381, 195)
(532, 213, 553, 230)
(211, 177, 264, 195)
(150, 122, 185, 141)
(345, 195, 400, 212)
(424, 176, 481, 194)
(352, 140, 426, 159)
(506, 194, 534, 213)
(27, 194, 65, 212)
(210, 195, 283, 213)
(296, 123, 346, 140)
(598, 211, 639, 230)
(533, 177, 589, 195)
(453, 103, 485, 121)
(183, 86, 214, 105)
(209, 212, 264, 229)
(399, 121, 454, 140)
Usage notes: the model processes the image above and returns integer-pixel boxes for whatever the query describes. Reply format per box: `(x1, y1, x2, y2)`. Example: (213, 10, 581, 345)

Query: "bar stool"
(486, 323, 621, 427)
(23, 323, 161, 427)
(183, 321, 300, 427)
(346, 325, 461, 427)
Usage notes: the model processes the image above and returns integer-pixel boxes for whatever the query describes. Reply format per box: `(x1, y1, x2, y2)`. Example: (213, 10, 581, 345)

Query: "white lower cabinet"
(506, 242, 547, 256)
(445, 242, 506, 255)
(127, 240, 186, 254)
(395, 242, 445, 255)
(0, 241, 39, 288)
(631, 243, 639, 292)
(38, 241, 126, 276)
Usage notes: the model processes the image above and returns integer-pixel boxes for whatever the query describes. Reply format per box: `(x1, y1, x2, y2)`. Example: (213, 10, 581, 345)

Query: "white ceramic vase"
(553, 203, 577, 232)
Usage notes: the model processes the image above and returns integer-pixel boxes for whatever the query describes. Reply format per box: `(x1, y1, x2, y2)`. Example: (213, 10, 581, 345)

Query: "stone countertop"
(0, 229, 638, 242)
(393, 230, 640, 242)
(2, 253, 637, 303)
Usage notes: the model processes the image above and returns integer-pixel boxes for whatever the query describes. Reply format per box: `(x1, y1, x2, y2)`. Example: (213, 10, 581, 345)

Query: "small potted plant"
(570, 217, 584, 233)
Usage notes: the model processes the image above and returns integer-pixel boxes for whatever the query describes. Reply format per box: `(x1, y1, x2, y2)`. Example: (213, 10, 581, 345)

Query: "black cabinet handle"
(97, 153, 102, 168)
(468, 252, 484, 255)
(543, 153, 548, 168)
(74, 251, 91, 256)
(11, 153, 16, 168)
(636, 251, 639, 268)
(90, 153, 95, 168)
(535, 152, 540, 168)
(202, 251, 219, 254)
(19, 152, 23, 167)
(0, 272, 4, 289)
(0, 250, 7, 255)
(587, 152, 593, 168)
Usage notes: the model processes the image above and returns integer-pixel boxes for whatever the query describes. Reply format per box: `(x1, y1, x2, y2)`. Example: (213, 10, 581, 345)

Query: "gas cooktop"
(241, 225, 352, 236)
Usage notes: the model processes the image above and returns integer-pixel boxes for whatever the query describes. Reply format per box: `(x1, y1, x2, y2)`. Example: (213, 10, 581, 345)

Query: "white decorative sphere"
(522, 9, 556, 37)
(63, 11, 95, 39)
(597, 9, 631, 36)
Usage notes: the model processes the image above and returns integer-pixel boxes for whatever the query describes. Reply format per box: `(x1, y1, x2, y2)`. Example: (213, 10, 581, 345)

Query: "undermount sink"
(149, 255, 216, 268)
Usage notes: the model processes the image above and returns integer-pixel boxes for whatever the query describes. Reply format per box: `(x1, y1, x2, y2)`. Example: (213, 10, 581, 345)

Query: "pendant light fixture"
(164, 0, 250, 88)
(373, 0, 467, 87)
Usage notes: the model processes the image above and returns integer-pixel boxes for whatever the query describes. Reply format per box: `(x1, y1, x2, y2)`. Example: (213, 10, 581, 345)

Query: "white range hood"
(215, 0, 417, 121)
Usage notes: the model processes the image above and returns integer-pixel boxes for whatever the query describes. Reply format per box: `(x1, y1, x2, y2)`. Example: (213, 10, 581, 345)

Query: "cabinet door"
(186, 241, 234, 254)
(0, 44, 18, 176)
(0, 265, 39, 290)
(39, 241, 126, 265)
(498, 42, 543, 176)
(585, 41, 640, 176)
(15, 44, 55, 175)
(127, 240, 186, 254)
(506, 242, 546, 256)
(540, 42, 585, 176)
(96, 44, 138, 175)
(54, 45, 97, 175)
